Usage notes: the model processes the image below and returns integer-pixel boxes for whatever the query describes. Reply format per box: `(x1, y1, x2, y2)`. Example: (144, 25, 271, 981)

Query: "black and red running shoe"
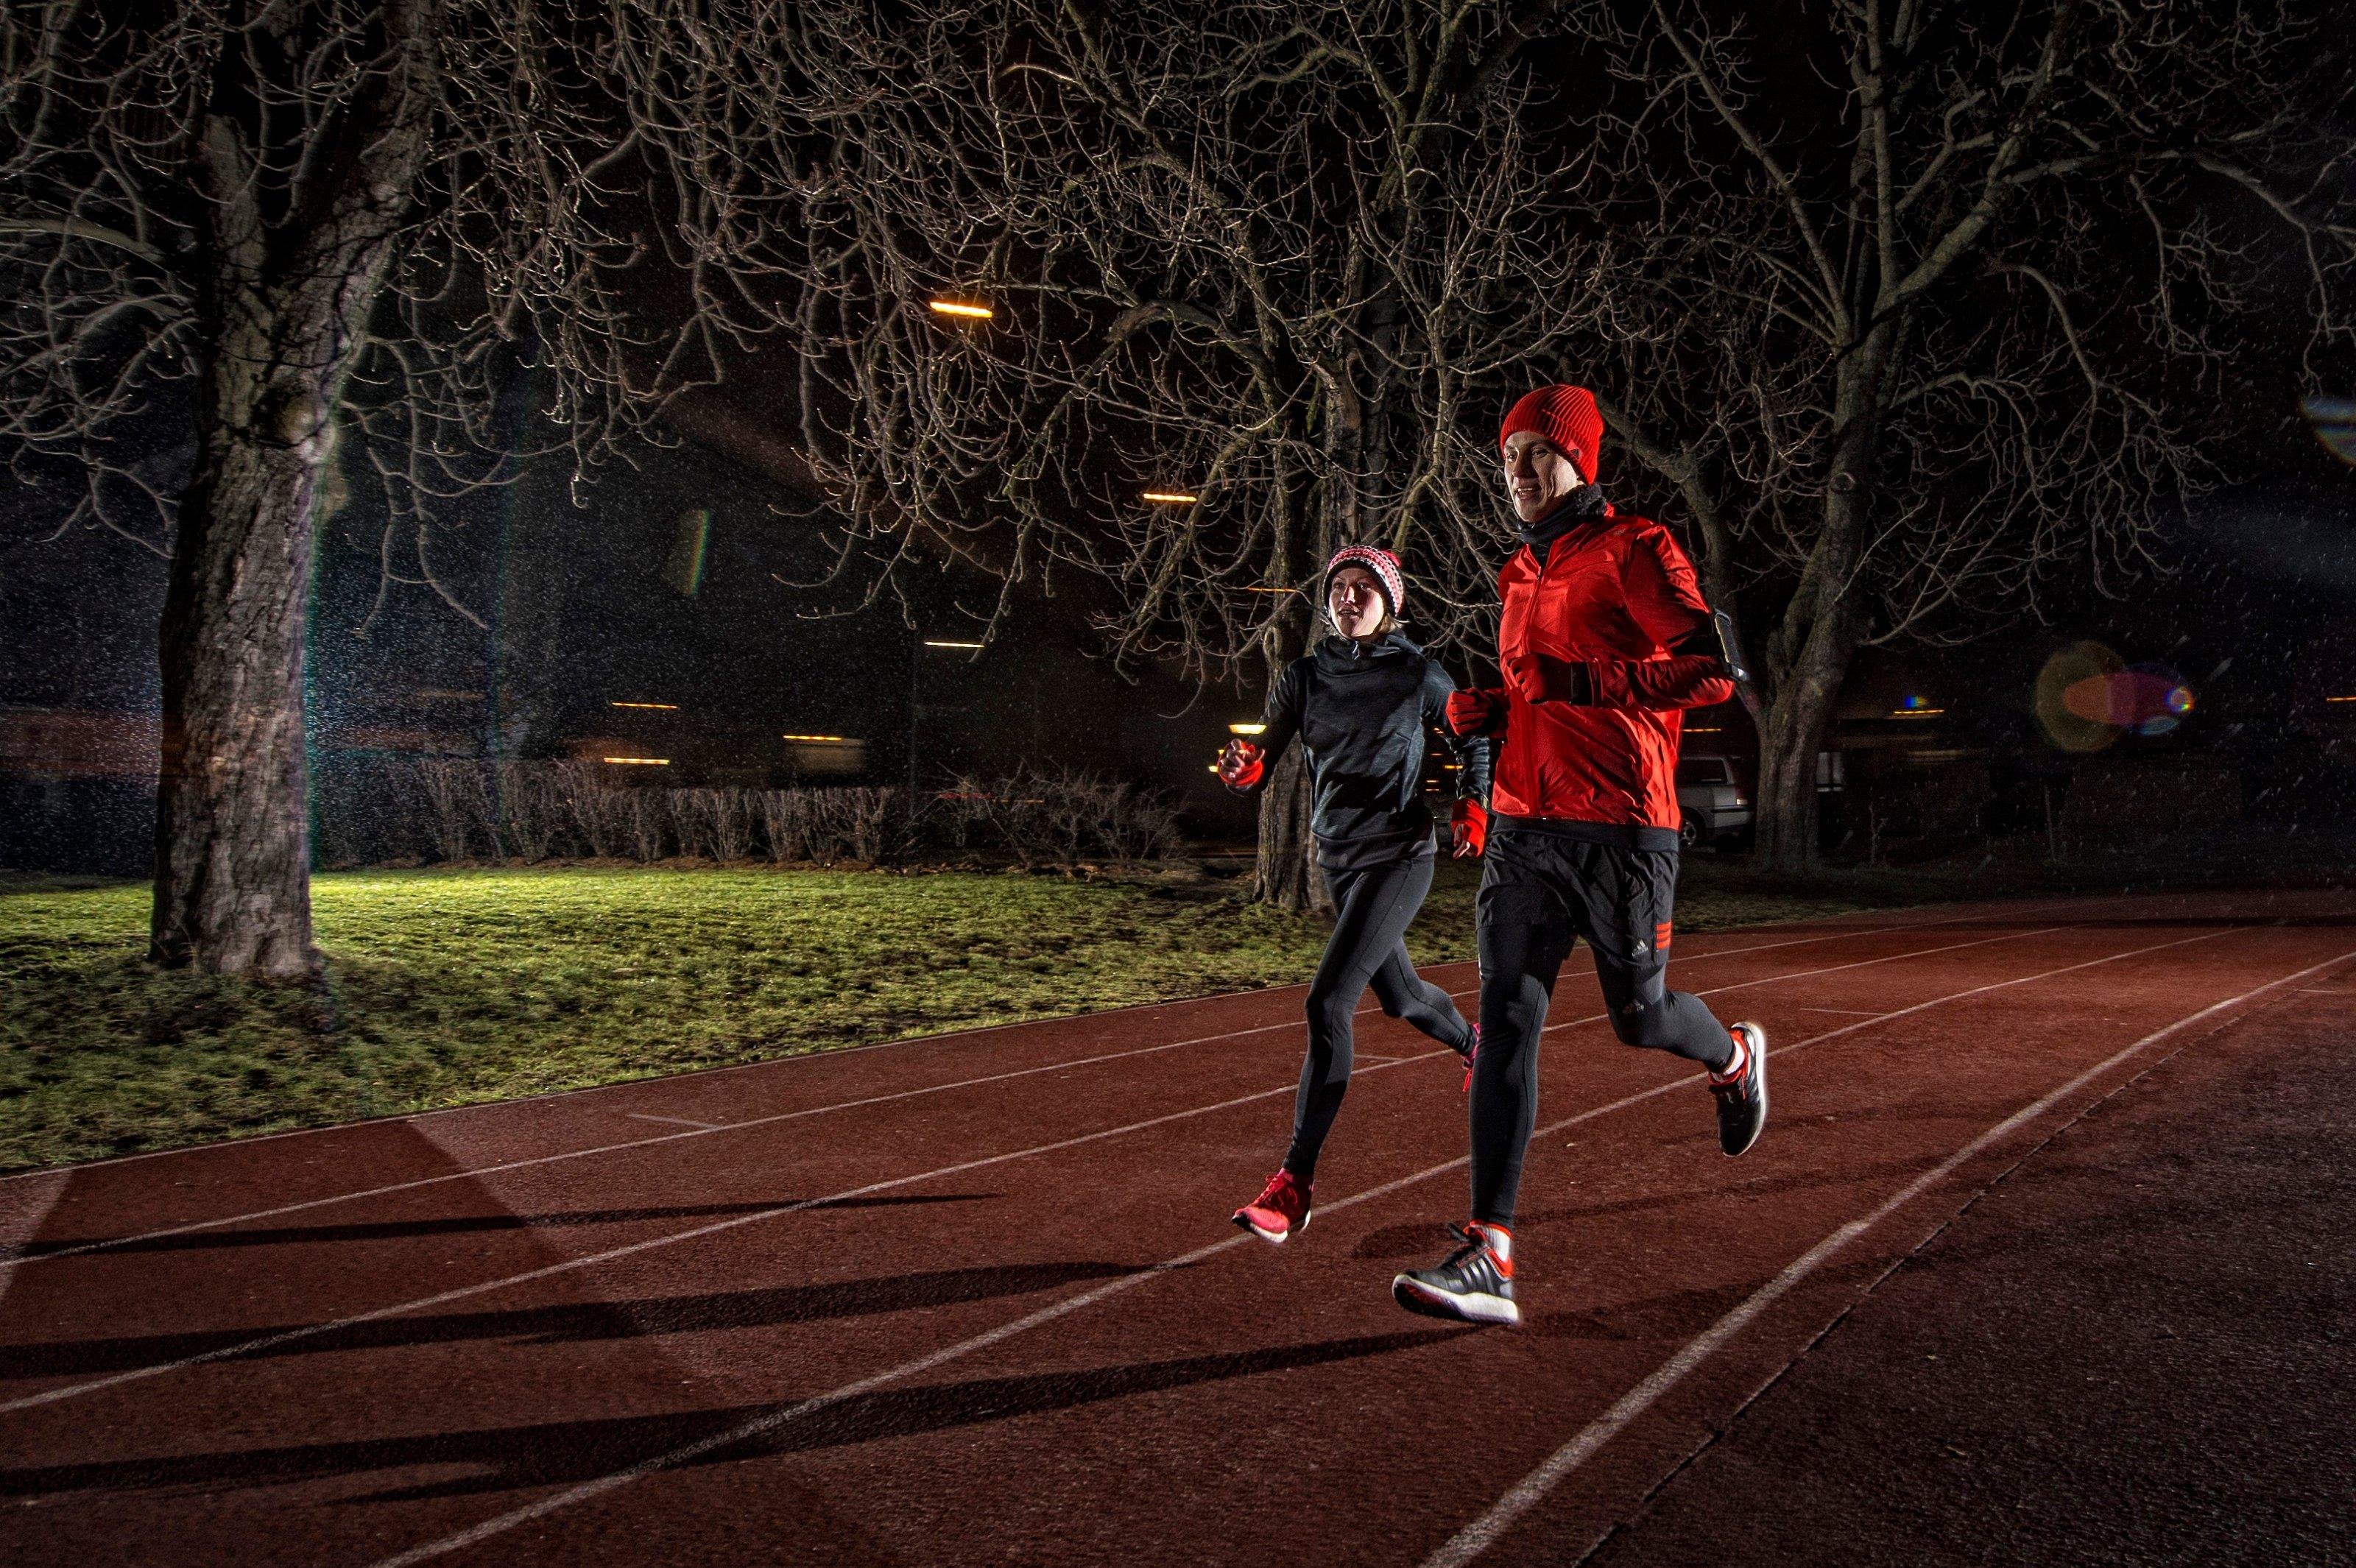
(1392, 1221, 1519, 1325)
(1711, 1021, 1768, 1156)
(1232, 1168, 1311, 1244)
(1459, 1022, 1481, 1095)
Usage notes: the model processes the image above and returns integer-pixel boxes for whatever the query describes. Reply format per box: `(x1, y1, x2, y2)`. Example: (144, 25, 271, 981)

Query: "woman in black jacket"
(1219, 545, 1492, 1243)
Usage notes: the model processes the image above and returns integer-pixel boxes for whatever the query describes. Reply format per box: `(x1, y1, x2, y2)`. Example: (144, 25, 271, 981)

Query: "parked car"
(1674, 753, 1752, 849)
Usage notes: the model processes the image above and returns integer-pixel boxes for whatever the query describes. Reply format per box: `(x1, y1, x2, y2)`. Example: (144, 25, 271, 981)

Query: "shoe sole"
(1722, 1022, 1768, 1157)
(1391, 1274, 1520, 1326)
(1233, 1208, 1309, 1246)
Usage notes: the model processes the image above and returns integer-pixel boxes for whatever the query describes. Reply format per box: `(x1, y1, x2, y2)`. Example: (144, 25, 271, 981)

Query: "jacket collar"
(1314, 630, 1419, 668)
(1514, 484, 1609, 552)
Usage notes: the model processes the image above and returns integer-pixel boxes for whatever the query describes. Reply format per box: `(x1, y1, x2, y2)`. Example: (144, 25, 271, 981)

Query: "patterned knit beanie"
(1325, 544, 1405, 619)
(1499, 384, 1605, 484)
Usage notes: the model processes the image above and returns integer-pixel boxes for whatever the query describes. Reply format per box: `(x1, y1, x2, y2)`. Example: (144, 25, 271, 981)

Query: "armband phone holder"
(1710, 610, 1753, 685)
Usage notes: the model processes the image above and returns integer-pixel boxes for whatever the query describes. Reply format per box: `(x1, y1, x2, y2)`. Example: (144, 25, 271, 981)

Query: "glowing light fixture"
(1239, 586, 1294, 595)
(610, 701, 679, 710)
(1142, 490, 1199, 504)
(1229, 722, 1266, 735)
(1687, 727, 1722, 734)
(2329, 695, 2356, 703)
(1891, 706, 1946, 717)
(602, 756, 671, 766)
(927, 299, 993, 319)
(923, 638, 985, 650)
(782, 733, 853, 743)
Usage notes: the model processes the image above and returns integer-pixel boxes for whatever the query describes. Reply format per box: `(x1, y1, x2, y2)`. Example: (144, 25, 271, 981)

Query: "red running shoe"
(1459, 1023, 1481, 1095)
(1232, 1168, 1311, 1244)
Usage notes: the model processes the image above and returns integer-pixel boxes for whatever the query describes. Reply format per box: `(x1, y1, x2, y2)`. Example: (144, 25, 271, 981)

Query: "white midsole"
(1394, 1275, 1520, 1324)
(1238, 1207, 1310, 1245)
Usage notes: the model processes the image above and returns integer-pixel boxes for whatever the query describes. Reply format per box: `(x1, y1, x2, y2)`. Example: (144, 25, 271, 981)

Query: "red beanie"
(1325, 543, 1405, 618)
(1499, 385, 1604, 483)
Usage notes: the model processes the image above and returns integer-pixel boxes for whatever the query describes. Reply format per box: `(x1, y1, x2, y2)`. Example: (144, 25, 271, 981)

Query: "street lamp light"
(1141, 490, 1198, 504)
(927, 299, 994, 320)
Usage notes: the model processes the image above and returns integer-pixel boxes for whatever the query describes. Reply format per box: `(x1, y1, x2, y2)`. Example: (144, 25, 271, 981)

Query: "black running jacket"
(1232, 634, 1493, 870)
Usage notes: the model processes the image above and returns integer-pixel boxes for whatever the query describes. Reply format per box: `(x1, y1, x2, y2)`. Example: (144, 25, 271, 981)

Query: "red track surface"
(2, 889, 2349, 1566)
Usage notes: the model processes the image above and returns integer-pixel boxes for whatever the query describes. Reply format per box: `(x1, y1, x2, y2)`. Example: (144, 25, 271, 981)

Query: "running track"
(1, 889, 2349, 1565)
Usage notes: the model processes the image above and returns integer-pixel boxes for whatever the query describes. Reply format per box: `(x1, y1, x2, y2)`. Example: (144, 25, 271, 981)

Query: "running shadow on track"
(0, 1260, 1127, 1379)
(7, 1193, 986, 1260)
(0, 1327, 1472, 1502)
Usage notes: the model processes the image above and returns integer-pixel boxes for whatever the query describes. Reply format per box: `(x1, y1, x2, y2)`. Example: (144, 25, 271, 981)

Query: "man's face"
(1503, 431, 1585, 523)
(1327, 566, 1387, 640)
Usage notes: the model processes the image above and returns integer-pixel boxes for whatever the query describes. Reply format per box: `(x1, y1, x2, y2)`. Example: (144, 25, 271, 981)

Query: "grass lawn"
(0, 859, 1928, 1173)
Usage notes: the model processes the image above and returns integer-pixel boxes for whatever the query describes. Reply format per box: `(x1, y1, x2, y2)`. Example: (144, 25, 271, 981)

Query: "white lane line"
(0, 922, 2161, 1417)
(2, 918, 1960, 1270)
(622, 1115, 720, 1131)
(1414, 944, 2356, 1568)
(357, 927, 2232, 1568)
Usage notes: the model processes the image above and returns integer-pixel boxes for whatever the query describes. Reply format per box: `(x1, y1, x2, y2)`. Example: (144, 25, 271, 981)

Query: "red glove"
(1217, 738, 1265, 791)
(1503, 653, 1593, 706)
(1450, 798, 1488, 858)
(1445, 688, 1509, 737)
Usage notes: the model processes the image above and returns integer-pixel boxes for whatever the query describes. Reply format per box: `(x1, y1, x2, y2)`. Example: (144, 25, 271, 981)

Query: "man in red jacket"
(1391, 384, 1768, 1328)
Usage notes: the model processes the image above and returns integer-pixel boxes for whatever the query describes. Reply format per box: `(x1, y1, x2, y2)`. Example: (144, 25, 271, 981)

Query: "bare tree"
(0, 1, 814, 972)
(762, 1, 1599, 908)
(1548, 0, 2355, 869)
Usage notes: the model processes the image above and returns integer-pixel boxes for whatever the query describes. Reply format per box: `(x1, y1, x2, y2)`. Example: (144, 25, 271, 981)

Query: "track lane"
(1, 897, 2338, 1568)
(7, 908, 2047, 1267)
(243, 928, 2275, 1563)
(505, 925, 2293, 1568)
(0, 919, 2075, 1407)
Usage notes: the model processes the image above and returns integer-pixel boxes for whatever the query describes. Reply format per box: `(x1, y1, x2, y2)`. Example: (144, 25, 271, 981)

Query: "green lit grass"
(0, 860, 1910, 1173)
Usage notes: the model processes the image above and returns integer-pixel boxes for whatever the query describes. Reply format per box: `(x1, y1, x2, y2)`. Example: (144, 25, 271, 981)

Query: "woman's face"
(1328, 565, 1387, 641)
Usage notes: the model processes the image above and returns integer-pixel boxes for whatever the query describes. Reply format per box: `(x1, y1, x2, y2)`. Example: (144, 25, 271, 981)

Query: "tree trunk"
(1752, 322, 1892, 875)
(1249, 434, 1330, 914)
(150, 8, 437, 975)
(1254, 743, 1331, 914)
(1752, 633, 1847, 875)
(151, 337, 328, 975)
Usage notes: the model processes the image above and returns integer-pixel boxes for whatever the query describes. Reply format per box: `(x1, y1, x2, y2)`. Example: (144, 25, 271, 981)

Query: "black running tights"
(1283, 854, 1472, 1182)
(1468, 831, 1738, 1226)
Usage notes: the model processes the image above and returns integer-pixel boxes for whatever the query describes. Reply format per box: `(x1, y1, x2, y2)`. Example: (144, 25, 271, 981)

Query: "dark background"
(6, 377, 2355, 876)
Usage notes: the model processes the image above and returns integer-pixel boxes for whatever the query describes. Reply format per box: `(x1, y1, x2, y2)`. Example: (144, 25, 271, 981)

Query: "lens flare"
(666, 508, 709, 597)
(2302, 395, 2356, 466)
(2036, 641, 2125, 752)
(2039, 643, 2195, 748)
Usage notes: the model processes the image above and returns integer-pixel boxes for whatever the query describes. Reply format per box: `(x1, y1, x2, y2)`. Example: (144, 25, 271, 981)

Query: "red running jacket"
(1482, 504, 1733, 836)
